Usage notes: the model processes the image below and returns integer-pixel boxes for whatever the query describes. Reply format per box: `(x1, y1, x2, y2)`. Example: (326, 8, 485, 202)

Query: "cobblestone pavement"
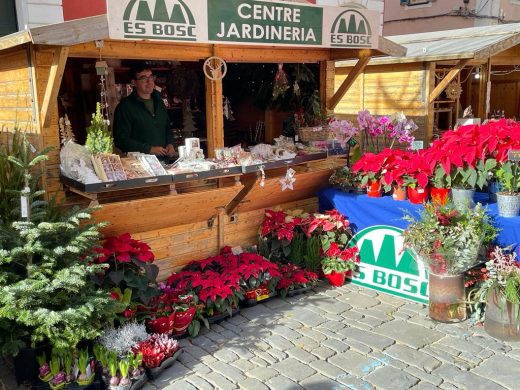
(2, 283, 519, 390)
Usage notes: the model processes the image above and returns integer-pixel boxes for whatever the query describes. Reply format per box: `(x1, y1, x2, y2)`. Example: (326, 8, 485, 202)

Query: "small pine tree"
(85, 102, 113, 154)
(0, 133, 119, 356)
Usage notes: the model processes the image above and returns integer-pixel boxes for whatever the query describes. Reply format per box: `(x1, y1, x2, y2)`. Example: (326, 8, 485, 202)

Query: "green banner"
(207, 0, 323, 45)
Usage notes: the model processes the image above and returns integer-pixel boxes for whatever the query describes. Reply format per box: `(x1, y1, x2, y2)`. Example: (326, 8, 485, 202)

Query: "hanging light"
(474, 68, 480, 79)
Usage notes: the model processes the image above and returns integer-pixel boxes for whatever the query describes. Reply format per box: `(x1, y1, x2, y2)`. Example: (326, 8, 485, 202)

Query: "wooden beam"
(328, 56, 370, 110)
(205, 56, 224, 158)
(428, 59, 469, 104)
(425, 62, 436, 144)
(40, 46, 68, 128)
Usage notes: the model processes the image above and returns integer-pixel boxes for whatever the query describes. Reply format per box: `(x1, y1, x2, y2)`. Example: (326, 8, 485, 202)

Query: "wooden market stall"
(332, 23, 520, 147)
(0, 1, 405, 278)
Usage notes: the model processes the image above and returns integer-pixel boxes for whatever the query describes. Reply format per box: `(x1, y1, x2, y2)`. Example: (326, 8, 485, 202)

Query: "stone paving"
(2, 282, 520, 389)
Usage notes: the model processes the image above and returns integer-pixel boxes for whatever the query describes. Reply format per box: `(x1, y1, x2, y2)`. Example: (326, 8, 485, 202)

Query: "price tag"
(256, 294, 270, 302)
(508, 150, 520, 161)
(412, 141, 424, 150)
(20, 195, 28, 218)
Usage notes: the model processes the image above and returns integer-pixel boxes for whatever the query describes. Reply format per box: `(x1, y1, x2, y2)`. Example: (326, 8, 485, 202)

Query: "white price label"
(20, 196, 28, 218)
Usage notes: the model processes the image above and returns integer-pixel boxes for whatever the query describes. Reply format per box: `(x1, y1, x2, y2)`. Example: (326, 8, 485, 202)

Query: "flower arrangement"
(276, 263, 318, 297)
(469, 246, 520, 322)
(495, 160, 520, 194)
(131, 334, 179, 369)
(403, 203, 495, 275)
(94, 233, 159, 304)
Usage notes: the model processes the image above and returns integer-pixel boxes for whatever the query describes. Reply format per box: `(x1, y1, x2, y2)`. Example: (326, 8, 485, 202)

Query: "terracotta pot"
(431, 187, 450, 206)
(172, 306, 196, 335)
(324, 271, 346, 287)
(392, 185, 407, 201)
(367, 180, 381, 198)
(407, 185, 429, 204)
(147, 312, 176, 335)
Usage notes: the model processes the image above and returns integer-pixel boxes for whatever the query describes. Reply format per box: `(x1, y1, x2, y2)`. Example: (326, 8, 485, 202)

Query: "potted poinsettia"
(276, 263, 319, 297)
(235, 252, 281, 305)
(321, 245, 360, 287)
(258, 209, 301, 261)
(379, 149, 413, 200)
(94, 233, 159, 305)
(401, 150, 432, 204)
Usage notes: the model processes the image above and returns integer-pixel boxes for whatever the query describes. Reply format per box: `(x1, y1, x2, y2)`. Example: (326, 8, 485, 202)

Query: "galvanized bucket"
(497, 193, 520, 217)
(451, 188, 475, 210)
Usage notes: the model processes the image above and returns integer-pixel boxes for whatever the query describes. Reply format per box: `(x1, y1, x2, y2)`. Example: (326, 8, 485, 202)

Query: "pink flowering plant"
(358, 109, 417, 153)
(328, 118, 358, 147)
(93, 233, 159, 304)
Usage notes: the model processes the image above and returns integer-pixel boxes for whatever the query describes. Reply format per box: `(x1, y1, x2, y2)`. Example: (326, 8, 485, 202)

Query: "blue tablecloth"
(318, 188, 520, 253)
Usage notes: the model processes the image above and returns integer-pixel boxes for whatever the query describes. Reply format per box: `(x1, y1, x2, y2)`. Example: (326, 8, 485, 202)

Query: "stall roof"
(0, 14, 405, 60)
(337, 23, 520, 67)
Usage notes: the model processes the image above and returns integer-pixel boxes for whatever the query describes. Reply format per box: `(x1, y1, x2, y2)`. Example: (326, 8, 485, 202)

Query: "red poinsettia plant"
(93, 233, 159, 304)
(276, 263, 318, 297)
(351, 150, 390, 187)
(305, 210, 359, 275)
(259, 209, 305, 261)
(401, 149, 433, 189)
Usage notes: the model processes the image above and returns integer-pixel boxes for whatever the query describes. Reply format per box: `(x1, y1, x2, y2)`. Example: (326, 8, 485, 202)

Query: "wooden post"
(478, 59, 491, 120)
(205, 57, 224, 159)
(425, 62, 436, 144)
(320, 60, 335, 115)
(40, 47, 69, 128)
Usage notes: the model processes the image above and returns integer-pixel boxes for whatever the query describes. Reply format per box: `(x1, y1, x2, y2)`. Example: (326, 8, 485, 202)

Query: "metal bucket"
(450, 188, 475, 210)
(496, 193, 520, 217)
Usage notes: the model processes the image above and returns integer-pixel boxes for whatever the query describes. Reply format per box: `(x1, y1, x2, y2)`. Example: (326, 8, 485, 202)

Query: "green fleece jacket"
(113, 89, 173, 153)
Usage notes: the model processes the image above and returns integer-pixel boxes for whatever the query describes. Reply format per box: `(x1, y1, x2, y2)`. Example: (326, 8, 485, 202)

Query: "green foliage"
(0, 135, 119, 356)
(288, 232, 305, 266)
(495, 161, 520, 194)
(303, 235, 321, 273)
(0, 127, 56, 227)
(449, 158, 497, 190)
(85, 102, 113, 154)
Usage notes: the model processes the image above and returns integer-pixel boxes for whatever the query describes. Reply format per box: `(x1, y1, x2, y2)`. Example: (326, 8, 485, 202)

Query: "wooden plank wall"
(0, 47, 34, 132)
(334, 63, 429, 146)
(90, 165, 335, 281)
(33, 47, 64, 201)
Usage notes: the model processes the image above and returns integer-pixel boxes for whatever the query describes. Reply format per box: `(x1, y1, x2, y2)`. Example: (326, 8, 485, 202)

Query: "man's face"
(133, 69, 155, 97)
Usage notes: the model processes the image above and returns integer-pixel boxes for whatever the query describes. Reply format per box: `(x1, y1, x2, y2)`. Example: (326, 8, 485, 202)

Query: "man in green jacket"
(113, 63, 175, 158)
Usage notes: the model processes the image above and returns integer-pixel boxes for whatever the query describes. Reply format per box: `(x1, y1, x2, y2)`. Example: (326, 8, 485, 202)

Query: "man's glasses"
(135, 74, 156, 82)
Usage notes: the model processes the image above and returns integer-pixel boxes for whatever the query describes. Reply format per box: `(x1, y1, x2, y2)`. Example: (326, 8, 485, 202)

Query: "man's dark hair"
(129, 62, 152, 80)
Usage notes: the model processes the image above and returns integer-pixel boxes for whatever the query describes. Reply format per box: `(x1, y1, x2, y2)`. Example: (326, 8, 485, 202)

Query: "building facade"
(384, 0, 520, 35)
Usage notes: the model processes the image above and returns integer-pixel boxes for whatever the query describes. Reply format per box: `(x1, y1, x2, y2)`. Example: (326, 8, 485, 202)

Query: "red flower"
(327, 242, 341, 257)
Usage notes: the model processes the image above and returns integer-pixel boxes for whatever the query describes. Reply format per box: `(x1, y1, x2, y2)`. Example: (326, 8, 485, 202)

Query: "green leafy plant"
(403, 203, 495, 275)
(85, 102, 113, 155)
(495, 161, 520, 194)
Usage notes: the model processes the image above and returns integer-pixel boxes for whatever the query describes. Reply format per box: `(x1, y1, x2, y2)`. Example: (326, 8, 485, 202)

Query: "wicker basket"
(298, 126, 334, 142)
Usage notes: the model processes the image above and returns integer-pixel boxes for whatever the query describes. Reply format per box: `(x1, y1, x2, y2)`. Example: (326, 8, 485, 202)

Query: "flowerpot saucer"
(286, 286, 312, 297)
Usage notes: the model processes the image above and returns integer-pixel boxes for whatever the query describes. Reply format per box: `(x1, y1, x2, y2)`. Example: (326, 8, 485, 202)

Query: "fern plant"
(85, 102, 113, 154)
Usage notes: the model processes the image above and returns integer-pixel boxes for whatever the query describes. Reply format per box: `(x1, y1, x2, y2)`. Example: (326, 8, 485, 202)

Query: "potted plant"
(403, 203, 496, 323)
(77, 347, 95, 386)
(495, 160, 520, 217)
(258, 209, 300, 261)
(85, 102, 113, 155)
(276, 263, 319, 297)
(48, 351, 66, 390)
(468, 246, 520, 341)
(321, 246, 360, 287)
(132, 334, 181, 380)
(94, 233, 159, 306)
(329, 167, 366, 194)
(429, 164, 451, 206)
(108, 351, 120, 390)
(401, 150, 432, 204)
(37, 353, 52, 382)
(351, 151, 388, 197)
(379, 149, 413, 201)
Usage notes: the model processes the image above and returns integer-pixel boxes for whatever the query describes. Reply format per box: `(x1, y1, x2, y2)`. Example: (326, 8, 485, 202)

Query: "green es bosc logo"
(349, 226, 428, 304)
(330, 9, 371, 48)
(123, 0, 196, 41)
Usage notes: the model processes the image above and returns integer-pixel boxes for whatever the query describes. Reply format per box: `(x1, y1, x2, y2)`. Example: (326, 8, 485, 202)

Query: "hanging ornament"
(445, 81, 462, 100)
(203, 56, 227, 81)
(258, 166, 266, 188)
(273, 63, 289, 99)
(293, 64, 301, 97)
(223, 96, 235, 121)
(280, 168, 296, 191)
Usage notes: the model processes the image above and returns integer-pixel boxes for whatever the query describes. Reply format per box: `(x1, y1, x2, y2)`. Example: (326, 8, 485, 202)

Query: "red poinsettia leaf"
(116, 252, 131, 263)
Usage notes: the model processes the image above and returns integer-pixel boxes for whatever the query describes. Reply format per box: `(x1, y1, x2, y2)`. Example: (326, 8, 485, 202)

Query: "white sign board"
(107, 0, 379, 49)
